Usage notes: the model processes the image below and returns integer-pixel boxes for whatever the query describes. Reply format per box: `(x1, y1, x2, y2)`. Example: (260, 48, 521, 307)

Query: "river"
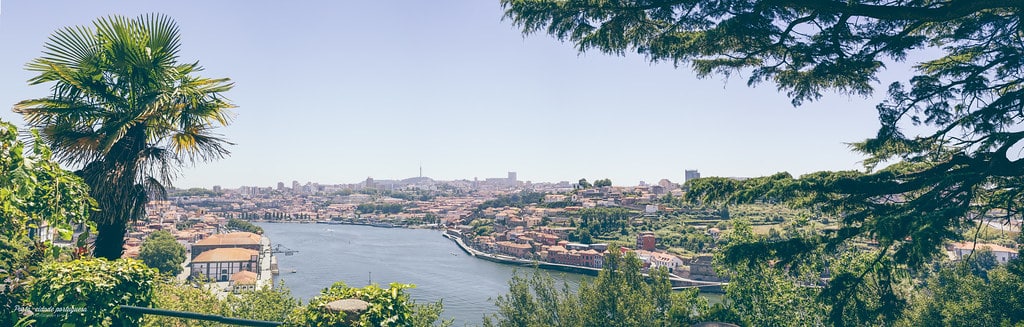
(259, 222, 584, 326)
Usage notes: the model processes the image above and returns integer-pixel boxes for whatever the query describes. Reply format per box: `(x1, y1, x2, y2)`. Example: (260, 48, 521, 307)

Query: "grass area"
(751, 224, 784, 235)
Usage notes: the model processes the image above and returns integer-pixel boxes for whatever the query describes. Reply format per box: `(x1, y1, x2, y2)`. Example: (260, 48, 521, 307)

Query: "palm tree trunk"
(93, 219, 127, 260)
(86, 125, 149, 260)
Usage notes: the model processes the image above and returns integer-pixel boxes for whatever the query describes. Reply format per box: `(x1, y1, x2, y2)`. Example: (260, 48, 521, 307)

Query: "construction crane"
(271, 244, 298, 256)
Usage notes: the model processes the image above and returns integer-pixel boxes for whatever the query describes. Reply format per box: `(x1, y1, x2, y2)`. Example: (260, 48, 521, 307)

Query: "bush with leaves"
(224, 280, 300, 322)
(143, 279, 225, 327)
(286, 281, 449, 327)
(27, 258, 156, 326)
(0, 119, 95, 325)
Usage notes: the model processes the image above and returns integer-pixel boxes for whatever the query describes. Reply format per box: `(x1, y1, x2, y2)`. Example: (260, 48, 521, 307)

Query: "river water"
(259, 222, 584, 326)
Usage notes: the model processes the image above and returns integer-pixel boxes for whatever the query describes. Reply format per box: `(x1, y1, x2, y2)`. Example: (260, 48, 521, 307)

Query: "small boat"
(290, 269, 297, 273)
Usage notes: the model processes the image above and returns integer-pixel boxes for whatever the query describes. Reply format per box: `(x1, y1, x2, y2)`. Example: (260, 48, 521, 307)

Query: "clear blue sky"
(0, 1, 887, 188)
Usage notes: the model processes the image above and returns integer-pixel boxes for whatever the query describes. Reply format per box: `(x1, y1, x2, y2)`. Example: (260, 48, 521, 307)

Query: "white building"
(190, 248, 260, 282)
(948, 242, 1019, 264)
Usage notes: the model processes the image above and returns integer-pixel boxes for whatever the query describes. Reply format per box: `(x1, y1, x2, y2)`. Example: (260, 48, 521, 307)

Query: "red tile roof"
(193, 248, 259, 263)
(230, 270, 258, 284)
(194, 232, 261, 246)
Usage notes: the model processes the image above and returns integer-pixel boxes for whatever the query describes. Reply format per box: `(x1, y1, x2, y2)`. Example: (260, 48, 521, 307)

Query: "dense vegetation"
(502, 0, 1024, 324)
(28, 258, 157, 326)
(227, 218, 264, 234)
(477, 191, 545, 211)
(139, 230, 187, 276)
(357, 203, 405, 215)
(485, 251, 709, 327)
(0, 120, 95, 326)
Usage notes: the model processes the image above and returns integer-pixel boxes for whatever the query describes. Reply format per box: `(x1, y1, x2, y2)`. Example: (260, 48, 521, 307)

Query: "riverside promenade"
(442, 230, 725, 290)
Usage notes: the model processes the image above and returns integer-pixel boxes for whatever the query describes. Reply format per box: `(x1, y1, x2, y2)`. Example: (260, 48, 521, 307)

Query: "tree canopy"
(502, 0, 1024, 323)
(139, 230, 186, 276)
(14, 13, 236, 259)
(484, 251, 709, 327)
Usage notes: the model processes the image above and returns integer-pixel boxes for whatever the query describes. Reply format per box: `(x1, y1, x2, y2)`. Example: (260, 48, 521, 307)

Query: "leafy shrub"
(225, 281, 300, 322)
(286, 282, 448, 327)
(28, 258, 156, 326)
(143, 279, 225, 327)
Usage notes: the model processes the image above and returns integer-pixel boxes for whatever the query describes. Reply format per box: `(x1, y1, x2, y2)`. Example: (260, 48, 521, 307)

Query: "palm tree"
(14, 14, 235, 260)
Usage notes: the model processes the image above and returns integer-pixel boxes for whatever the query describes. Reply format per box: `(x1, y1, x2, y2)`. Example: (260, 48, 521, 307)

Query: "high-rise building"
(212, 185, 222, 192)
(684, 170, 701, 183)
(277, 182, 285, 191)
(292, 180, 300, 191)
(508, 171, 517, 183)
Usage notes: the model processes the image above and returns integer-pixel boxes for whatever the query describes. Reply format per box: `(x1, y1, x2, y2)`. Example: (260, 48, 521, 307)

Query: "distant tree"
(139, 230, 186, 276)
(578, 179, 592, 189)
(578, 228, 592, 244)
(16, 14, 236, 260)
(227, 218, 263, 234)
(593, 179, 612, 188)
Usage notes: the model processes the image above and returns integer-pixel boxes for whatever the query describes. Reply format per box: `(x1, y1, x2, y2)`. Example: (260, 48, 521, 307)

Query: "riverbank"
(249, 219, 441, 230)
(442, 230, 725, 291)
(443, 231, 603, 276)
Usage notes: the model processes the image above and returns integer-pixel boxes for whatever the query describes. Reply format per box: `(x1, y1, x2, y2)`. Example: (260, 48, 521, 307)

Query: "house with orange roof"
(948, 242, 1019, 264)
(229, 270, 258, 293)
(190, 247, 260, 282)
(191, 232, 262, 259)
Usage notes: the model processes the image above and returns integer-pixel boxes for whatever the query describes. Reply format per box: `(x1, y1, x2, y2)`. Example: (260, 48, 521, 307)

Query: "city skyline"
(1, 1, 889, 189)
(198, 168, 701, 190)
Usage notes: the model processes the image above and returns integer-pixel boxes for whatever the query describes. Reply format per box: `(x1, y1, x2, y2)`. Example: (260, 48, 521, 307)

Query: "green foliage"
(567, 228, 592, 244)
(16, 13, 236, 259)
(357, 203, 405, 215)
(227, 218, 264, 234)
(139, 230, 187, 276)
(900, 264, 1024, 327)
(27, 258, 157, 326)
(486, 252, 709, 327)
(592, 179, 612, 188)
(143, 279, 225, 327)
(477, 191, 545, 212)
(577, 207, 634, 237)
(286, 282, 449, 327)
(0, 119, 95, 325)
(224, 281, 301, 322)
(714, 220, 825, 326)
(577, 179, 592, 189)
(143, 279, 301, 327)
(0, 120, 95, 242)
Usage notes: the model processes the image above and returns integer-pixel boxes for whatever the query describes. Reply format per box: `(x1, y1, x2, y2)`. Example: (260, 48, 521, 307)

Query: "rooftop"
(193, 248, 260, 263)
(195, 232, 262, 246)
